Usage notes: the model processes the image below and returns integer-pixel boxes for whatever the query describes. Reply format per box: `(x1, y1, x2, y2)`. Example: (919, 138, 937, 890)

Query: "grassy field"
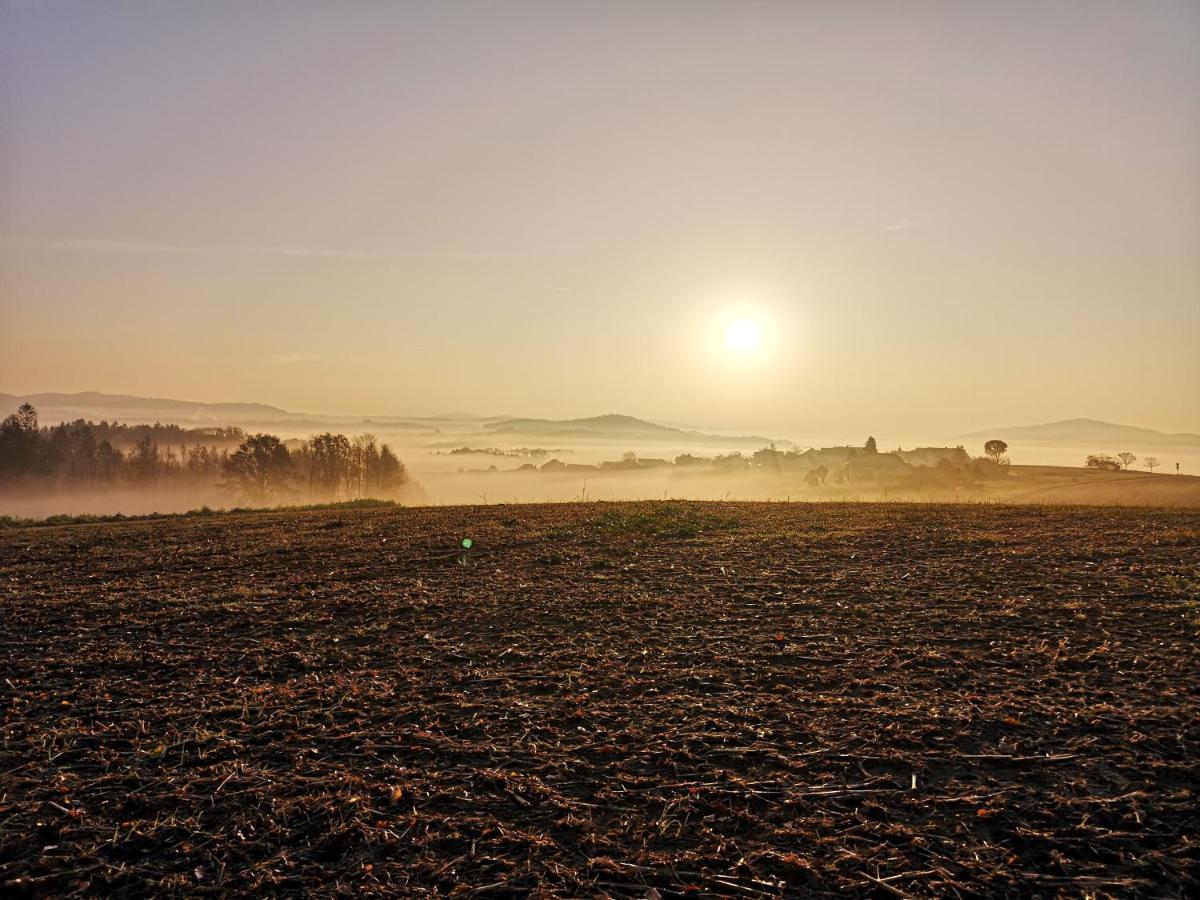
(1, 502, 1197, 897)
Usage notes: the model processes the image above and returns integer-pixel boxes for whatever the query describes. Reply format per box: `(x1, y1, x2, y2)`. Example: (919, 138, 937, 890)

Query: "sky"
(1, 0, 1198, 439)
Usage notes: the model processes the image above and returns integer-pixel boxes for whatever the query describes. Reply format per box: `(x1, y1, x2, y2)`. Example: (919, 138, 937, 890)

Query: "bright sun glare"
(724, 317, 764, 355)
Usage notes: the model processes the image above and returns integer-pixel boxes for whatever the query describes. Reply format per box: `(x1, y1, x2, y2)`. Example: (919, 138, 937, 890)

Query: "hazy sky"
(2, 1, 1198, 438)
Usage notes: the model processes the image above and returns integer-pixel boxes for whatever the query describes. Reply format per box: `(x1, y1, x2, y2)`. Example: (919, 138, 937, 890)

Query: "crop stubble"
(1, 501, 1197, 896)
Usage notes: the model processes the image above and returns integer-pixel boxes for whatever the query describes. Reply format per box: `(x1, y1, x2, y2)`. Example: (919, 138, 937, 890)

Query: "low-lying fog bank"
(4, 400, 1198, 517)
(4, 465, 1197, 520)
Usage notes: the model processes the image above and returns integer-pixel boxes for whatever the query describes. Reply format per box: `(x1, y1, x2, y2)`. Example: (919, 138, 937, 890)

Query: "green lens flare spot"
(462, 539, 473, 549)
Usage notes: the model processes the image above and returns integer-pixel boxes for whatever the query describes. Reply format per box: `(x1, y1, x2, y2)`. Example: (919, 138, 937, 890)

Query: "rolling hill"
(483, 413, 775, 445)
(0, 394, 777, 446)
(963, 417, 1200, 448)
(0, 392, 291, 425)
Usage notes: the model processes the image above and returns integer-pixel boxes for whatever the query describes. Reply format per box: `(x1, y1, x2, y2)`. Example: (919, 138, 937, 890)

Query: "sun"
(724, 317, 764, 355)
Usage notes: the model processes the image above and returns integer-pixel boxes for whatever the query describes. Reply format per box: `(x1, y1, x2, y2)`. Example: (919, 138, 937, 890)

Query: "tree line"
(0, 404, 408, 503)
(1085, 452, 1162, 472)
(226, 432, 407, 503)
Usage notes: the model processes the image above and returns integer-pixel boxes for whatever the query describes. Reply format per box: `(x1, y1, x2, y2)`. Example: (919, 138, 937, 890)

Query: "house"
(897, 446, 971, 469)
(599, 458, 641, 471)
(847, 452, 912, 484)
(794, 446, 861, 466)
(540, 458, 593, 473)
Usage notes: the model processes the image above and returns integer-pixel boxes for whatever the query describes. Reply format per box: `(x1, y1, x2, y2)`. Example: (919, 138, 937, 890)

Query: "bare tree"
(127, 435, 160, 485)
(352, 434, 381, 497)
(1116, 452, 1136, 470)
(223, 433, 295, 503)
(307, 433, 354, 499)
(1145, 456, 1160, 473)
(96, 441, 123, 481)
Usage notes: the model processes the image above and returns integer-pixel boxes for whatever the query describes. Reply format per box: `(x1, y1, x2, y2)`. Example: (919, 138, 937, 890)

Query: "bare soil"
(1, 501, 1197, 897)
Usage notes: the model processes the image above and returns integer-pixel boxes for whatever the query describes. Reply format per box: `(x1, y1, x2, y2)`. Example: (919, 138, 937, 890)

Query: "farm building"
(847, 452, 913, 483)
(897, 446, 971, 468)
(540, 459, 594, 474)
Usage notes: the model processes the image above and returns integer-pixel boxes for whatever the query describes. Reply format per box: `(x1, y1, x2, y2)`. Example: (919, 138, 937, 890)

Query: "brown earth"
(995, 468, 1200, 507)
(1, 501, 1197, 897)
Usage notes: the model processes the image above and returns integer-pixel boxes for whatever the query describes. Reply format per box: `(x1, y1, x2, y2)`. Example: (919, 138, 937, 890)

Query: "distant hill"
(1, 391, 292, 425)
(407, 412, 513, 423)
(0, 394, 773, 445)
(487, 414, 680, 436)
(963, 418, 1200, 448)
(484, 413, 775, 446)
(0, 391, 455, 432)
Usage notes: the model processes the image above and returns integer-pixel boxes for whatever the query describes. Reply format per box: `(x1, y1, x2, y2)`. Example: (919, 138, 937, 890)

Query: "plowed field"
(2, 502, 1197, 897)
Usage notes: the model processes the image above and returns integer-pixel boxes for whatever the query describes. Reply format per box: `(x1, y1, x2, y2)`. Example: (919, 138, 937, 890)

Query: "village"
(457, 437, 989, 487)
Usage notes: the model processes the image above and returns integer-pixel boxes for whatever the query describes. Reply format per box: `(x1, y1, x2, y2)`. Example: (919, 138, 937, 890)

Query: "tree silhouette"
(0, 403, 45, 480)
(804, 465, 829, 487)
(984, 439, 1008, 464)
(0, 404, 293, 495)
(1145, 456, 1160, 473)
(15, 403, 37, 431)
(378, 445, 407, 494)
(1116, 452, 1137, 470)
(127, 435, 160, 484)
(350, 434, 379, 497)
(308, 432, 354, 499)
(864, 436, 877, 454)
(96, 440, 123, 481)
(223, 433, 295, 502)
